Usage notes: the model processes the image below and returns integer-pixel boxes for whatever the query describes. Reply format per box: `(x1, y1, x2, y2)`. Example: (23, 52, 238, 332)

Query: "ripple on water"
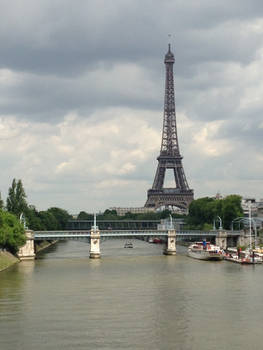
(1, 240, 263, 350)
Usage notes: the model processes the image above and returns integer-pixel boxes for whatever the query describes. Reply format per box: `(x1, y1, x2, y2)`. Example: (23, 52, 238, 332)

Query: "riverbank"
(0, 251, 19, 272)
(35, 240, 58, 254)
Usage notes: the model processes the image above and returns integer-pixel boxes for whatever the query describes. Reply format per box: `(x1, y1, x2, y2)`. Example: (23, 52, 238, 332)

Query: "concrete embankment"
(0, 251, 19, 272)
(0, 241, 58, 272)
(35, 240, 58, 254)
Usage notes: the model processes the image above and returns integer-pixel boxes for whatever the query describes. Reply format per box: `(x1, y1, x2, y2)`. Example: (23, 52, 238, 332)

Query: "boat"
(124, 242, 133, 248)
(224, 248, 262, 264)
(187, 241, 224, 261)
(153, 238, 164, 244)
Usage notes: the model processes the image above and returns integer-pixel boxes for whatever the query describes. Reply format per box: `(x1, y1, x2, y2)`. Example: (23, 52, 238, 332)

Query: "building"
(109, 207, 155, 216)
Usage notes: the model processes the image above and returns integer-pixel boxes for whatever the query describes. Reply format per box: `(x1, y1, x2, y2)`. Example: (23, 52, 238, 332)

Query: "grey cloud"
(1, 0, 263, 211)
(1, 0, 263, 74)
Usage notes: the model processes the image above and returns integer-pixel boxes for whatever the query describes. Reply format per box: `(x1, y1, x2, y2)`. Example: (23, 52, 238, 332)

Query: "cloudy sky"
(1, 0, 263, 213)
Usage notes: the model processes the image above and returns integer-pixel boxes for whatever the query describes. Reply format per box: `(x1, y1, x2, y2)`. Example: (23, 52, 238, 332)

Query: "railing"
(33, 230, 169, 240)
(33, 229, 243, 240)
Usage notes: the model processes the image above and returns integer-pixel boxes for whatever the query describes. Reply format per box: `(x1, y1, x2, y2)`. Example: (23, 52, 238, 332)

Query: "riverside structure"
(17, 224, 252, 260)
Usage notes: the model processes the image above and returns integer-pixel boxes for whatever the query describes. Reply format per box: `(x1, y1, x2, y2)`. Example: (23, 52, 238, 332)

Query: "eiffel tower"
(145, 44, 194, 212)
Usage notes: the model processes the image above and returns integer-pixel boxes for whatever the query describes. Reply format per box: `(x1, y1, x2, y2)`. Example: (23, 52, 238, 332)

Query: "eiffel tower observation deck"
(145, 44, 194, 212)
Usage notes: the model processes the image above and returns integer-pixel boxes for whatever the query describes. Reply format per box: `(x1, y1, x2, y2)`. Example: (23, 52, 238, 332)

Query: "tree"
(24, 205, 45, 230)
(221, 195, 243, 229)
(47, 207, 72, 229)
(0, 210, 26, 253)
(6, 179, 28, 217)
(38, 211, 59, 230)
(187, 197, 215, 228)
(187, 195, 244, 230)
(0, 192, 4, 210)
(77, 211, 93, 220)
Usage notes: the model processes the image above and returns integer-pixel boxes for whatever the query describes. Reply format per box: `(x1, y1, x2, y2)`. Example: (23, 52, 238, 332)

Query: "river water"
(0, 240, 263, 350)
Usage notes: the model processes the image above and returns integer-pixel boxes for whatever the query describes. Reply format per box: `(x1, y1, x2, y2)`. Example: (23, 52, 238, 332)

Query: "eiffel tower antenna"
(145, 44, 194, 212)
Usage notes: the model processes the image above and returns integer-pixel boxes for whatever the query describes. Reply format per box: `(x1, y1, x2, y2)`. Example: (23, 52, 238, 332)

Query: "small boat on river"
(188, 241, 224, 261)
(153, 238, 164, 244)
(124, 242, 133, 248)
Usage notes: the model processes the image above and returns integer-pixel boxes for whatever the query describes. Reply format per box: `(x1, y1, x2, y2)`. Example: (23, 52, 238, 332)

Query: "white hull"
(188, 250, 224, 260)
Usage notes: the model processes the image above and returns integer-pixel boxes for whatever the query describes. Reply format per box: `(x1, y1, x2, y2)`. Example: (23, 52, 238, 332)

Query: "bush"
(0, 210, 26, 253)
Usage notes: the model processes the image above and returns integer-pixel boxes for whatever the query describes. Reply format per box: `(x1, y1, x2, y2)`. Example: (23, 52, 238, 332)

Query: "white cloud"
(0, 109, 160, 211)
(192, 120, 233, 157)
(1, 0, 263, 212)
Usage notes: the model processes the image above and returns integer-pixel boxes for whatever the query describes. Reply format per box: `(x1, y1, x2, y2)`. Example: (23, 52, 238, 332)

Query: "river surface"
(0, 240, 263, 350)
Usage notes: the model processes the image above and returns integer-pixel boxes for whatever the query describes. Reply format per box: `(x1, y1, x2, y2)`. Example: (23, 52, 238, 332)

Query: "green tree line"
(77, 208, 182, 221)
(1, 179, 72, 253)
(1, 178, 244, 253)
(186, 195, 243, 230)
(77, 196, 243, 230)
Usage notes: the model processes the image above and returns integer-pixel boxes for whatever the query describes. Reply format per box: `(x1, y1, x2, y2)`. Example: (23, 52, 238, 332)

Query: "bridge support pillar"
(17, 230, 36, 260)
(216, 231, 227, 250)
(237, 231, 253, 248)
(164, 229, 176, 255)
(89, 227, 101, 259)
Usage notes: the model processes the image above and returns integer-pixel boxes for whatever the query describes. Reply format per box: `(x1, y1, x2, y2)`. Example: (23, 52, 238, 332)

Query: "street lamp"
(169, 214, 173, 229)
(213, 216, 223, 230)
(217, 216, 222, 230)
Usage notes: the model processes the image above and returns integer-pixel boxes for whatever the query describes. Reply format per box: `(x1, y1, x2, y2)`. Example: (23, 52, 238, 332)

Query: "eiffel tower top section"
(160, 44, 180, 158)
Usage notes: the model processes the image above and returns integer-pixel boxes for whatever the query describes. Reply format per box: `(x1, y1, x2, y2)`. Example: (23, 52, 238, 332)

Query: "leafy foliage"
(76, 208, 184, 222)
(77, 211, 94, 220)
(6, 179, 27, 217)
(47, 207, 72, 229)
(187, 195, 243, 229)
(0, 210, 26, 253)
(0, 192, 4, 210)
(24, 206, 72, 230)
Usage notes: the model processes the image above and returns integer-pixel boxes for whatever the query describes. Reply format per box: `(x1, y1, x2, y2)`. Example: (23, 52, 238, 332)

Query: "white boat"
(124, 242, 133, 248)
(187, 242, 224, 261)
(224, 248, 263, 264)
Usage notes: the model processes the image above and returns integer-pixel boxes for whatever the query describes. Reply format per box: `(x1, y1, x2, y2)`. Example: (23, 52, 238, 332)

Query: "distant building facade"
(109, 207, 155, 216)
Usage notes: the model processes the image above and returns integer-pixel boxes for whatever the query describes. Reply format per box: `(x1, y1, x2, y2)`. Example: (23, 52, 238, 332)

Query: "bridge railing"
(33, 229, 243, 240)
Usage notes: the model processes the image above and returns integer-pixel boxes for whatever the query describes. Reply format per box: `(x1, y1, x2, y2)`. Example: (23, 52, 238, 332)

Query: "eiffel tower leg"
(163, 229, 176, 255)
(153, 163, 165, 190)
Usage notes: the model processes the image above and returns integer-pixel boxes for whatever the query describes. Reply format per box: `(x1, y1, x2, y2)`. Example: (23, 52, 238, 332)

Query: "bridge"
(33, 229, 242, 240)
(18, 225, 246, 261)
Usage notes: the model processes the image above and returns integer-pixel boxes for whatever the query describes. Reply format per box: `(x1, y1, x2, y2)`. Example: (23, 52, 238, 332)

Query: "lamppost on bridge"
(213, 216, 223, 230)
(218, 216, 222, 230)
(169, 214, 173, 229)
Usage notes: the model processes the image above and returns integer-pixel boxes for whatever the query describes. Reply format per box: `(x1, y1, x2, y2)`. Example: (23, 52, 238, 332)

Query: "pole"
(249, 203, 252, 250)
(169, 214, 173, 229)
(252, 219, 257, 247)
(217, 216, 222, 230)
(94, 213, 97, 232)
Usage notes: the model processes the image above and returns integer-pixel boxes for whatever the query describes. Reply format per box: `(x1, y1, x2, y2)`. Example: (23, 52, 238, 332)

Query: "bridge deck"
(33, 229, 242, 240)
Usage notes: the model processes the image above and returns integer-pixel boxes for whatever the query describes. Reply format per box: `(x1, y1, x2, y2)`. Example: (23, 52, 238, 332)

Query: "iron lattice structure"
(145, 44, 194, 211)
